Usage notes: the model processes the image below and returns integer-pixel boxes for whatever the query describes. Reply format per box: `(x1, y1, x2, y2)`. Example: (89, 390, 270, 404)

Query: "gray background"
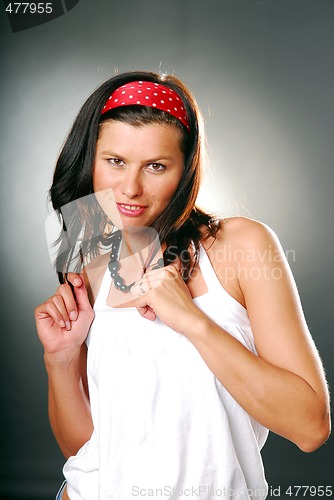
(0, 0, 333, 498)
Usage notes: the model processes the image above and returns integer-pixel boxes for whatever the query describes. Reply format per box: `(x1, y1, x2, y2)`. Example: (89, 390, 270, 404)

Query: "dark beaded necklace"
(108, 230, 164, 293)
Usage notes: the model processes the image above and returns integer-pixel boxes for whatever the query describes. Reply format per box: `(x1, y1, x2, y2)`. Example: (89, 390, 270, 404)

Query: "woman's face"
(93, 120, 185, 230)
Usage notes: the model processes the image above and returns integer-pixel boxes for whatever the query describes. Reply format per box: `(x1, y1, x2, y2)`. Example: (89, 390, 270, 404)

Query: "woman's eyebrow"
(99, 150, 175, 162)
(145, 156, 175, 163)
(100, 150, 122, 156)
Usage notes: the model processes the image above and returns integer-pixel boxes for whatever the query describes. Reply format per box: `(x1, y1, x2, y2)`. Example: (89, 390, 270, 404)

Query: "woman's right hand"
(35, 273, 95, 360)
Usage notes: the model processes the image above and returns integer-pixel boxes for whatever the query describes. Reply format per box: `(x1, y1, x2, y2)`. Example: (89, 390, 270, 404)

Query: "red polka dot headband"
(101, 81, 190, 131)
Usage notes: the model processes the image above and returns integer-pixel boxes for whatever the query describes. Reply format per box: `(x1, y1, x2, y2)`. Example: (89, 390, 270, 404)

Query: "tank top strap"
(197, 242, 226, 293)
(197, 242, 249, 321)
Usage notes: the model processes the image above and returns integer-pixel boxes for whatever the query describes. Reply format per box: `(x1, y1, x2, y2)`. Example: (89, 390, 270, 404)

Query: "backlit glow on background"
(0, 0, 333, 497)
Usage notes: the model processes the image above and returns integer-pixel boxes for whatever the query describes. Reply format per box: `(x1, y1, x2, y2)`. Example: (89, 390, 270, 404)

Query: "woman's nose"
(121, 171, 143, 199)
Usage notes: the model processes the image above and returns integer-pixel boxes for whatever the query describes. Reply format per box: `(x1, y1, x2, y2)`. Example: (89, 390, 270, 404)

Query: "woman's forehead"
(96, 121, 183, 153)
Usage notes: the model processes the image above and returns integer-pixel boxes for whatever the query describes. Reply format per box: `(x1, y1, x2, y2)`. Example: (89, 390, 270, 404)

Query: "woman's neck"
(120, 227, 162, 267)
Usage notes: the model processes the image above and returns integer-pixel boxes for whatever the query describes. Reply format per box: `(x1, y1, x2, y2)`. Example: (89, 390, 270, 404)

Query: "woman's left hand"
(132, 264, 207, 335)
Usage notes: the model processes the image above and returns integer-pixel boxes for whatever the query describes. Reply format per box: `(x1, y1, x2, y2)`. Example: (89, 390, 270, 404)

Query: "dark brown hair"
(50, 71, 221, 283)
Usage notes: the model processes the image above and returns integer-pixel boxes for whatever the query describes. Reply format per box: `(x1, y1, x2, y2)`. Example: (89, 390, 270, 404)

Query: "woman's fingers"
(43, 299, 71, 330)
(132, 264, 180, 296)
(133, 264, 182, 319)
(36, 282, 79, 331)
(67, 273, 91, 312)
(136, 304, 156, 321)
(35, 274, 95, 357)
(132, 279, 151, 296)
(58, 283, 79, 322)
(67, 272, 82, 288)
(49, 293, 72, 329)
(46, 283, 77, 329)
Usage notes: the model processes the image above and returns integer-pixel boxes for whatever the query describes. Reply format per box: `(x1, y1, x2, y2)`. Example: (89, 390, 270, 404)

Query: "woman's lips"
(116, 203, 147, 217)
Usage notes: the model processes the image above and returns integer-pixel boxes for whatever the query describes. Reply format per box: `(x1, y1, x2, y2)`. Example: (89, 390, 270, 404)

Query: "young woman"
(35, 71, 330, 500)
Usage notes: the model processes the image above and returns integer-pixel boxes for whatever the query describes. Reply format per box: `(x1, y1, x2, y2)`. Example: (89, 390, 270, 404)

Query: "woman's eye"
(107, 158, 124, 167)
(146, 163, 166, 173)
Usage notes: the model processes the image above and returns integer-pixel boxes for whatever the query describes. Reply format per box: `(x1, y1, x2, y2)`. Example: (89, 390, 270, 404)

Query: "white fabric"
(63, 244, 269, 499)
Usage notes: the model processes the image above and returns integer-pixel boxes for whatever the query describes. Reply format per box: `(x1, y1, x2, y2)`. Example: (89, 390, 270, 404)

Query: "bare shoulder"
(203, 216, 280, 259)
(201, 217, 283, 308)
(211, 216, 277, 247)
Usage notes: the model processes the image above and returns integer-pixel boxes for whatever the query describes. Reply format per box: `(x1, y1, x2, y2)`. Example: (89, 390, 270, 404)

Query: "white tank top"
(63, 244, 269, 499)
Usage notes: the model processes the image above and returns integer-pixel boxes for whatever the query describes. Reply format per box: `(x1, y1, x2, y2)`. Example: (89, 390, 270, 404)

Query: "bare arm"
(188, 219, 330, 451)
(45, 344, 93, 458)
(134, 218, 331, 452)
(35, 274, 94, 458)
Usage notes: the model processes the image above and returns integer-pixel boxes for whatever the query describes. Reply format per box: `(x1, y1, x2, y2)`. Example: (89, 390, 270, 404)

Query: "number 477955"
(5, 3, 53, 14)
(286, 486, 333, 497)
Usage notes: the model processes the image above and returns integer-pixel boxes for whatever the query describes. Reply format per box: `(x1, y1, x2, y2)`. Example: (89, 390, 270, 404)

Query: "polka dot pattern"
(102, 81, 190, 131)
